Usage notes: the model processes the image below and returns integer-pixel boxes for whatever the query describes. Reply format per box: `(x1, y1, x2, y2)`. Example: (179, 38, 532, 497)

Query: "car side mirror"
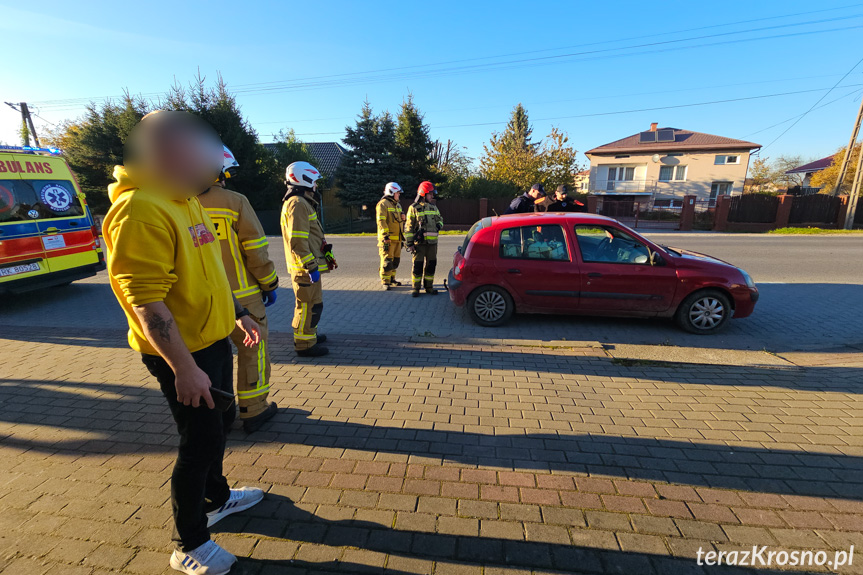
(650, 252, 664, 266)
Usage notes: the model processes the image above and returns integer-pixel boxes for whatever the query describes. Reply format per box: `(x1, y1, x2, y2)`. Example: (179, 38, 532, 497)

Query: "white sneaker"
(170, 540, 236, 575)
(206, 487, 264, 527)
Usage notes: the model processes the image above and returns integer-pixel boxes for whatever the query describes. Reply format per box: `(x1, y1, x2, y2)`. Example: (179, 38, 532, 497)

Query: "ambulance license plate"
(0, 262, 41, 277)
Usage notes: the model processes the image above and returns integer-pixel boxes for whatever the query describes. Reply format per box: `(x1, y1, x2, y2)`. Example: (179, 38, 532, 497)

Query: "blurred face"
(556, 191, 568, 201)
(125, 111, 223, 200)
(394, 191, 401, 201)
(529, 189, 542, 199)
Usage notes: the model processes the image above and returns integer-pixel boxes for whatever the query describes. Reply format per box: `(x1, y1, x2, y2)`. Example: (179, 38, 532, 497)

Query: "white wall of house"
(587, 149, 753, 202)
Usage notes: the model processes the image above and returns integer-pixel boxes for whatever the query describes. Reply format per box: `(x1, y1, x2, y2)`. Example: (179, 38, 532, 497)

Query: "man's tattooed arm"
(143, 308, 173, 343)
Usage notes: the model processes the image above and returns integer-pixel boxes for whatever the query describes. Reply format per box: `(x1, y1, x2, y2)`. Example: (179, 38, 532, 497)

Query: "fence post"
(587, 195, 599, 214)
(679, 195, 696, 231)
(713, 195, 731, 231)
(479, 197, 489, 219)
(774, 194, 794, 229)
(836, 195, 850, 229)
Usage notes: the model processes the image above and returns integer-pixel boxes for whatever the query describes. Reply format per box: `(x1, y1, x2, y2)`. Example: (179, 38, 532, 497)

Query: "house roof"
(262, 141, 348, 177)
(785, 154, 835, 175)
(586, 127, 761, 155)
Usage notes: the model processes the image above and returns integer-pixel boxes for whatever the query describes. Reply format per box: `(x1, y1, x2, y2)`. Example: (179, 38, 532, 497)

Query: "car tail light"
(453, 258, 465, 281)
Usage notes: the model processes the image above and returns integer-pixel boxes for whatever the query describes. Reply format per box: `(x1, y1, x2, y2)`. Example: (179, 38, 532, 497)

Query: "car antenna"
(492, 209, 499, 216)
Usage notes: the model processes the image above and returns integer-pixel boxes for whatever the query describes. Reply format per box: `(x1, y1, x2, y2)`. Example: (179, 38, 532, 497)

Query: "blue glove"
(262, 289, 278, 307)
(309, 268, 321, 284)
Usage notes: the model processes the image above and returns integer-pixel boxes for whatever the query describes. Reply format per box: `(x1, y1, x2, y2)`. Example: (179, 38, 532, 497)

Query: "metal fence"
(789, 194, 842, 224)
(599, 200, 681, 230)
(728, 194, 780, 223)
(693, 200, 716, 230)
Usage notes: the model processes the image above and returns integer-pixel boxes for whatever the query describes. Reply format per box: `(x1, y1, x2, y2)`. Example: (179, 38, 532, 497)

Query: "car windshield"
(461, 217, 491, 255)
(0, 179, 84, 222)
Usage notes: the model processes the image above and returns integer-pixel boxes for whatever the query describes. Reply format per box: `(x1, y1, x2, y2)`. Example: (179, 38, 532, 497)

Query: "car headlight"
(739, 269, 756, 289)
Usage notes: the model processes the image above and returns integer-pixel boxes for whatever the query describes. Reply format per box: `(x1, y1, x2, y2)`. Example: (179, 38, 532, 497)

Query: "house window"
(606, 166, 635, 190)
(715, 155, 741, 165)
(659, 165, 687, 182)
(709, 182, 733, 206)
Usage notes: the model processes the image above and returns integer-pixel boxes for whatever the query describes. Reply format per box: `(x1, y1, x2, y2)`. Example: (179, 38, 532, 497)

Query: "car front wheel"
(467, 286, 514, 327)
(675, 289, 732, 334)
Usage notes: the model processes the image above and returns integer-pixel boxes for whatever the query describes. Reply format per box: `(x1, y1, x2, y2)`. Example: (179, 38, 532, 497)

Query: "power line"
(275, 84, 863, 138)
(254, 72, 862, 127)
(231, 5, 863, 91)
(761, 55, 863, 149)
(26, 9, 863, 110)
(743, 88, 863, 138)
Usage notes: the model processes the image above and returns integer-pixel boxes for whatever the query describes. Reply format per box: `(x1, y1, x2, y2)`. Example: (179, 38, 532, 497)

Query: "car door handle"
(508, 268, 521, 274)
(587, 272, 602, 278)
(42, 227, 59, 234)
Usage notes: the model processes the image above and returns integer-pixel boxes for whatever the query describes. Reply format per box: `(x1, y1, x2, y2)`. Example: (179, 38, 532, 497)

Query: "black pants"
(141, 338, 234, 551)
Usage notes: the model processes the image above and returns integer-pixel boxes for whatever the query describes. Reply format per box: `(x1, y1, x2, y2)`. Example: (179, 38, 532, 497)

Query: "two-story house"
(584, 123, 761, 206)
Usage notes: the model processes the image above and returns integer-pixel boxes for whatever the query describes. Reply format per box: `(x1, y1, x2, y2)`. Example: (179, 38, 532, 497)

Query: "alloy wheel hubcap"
(475, 291, 506, 321)
(689, 297, 725, 329)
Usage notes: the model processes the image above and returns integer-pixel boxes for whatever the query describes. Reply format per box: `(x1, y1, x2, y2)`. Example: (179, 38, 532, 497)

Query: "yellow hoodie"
(102, 166, 235, 355)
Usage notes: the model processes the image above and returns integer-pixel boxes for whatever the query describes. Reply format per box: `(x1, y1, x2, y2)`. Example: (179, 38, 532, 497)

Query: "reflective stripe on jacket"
(281, 191, 327, 277)
(376, 196, 403, 243)
(198, 185, 278, 299)
(404, 200, 443, 245)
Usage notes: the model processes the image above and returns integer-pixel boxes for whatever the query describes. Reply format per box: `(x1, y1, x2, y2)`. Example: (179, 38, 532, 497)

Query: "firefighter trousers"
(411, 243, 437, 290)
(230, 294, 270, 419)
(292, 275, 324, 351)
(379, 240, 402, 284)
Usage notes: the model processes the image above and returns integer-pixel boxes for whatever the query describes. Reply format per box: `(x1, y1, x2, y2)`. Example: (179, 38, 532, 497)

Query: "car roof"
(489, 213, 617, 227)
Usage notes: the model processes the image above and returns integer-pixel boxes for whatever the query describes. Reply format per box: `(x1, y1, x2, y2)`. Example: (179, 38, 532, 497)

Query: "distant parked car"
(447, 213, 758, 333)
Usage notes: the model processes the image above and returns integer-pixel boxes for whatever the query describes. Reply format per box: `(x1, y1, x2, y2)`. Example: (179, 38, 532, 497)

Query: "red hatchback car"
(447, 213, 758, 334)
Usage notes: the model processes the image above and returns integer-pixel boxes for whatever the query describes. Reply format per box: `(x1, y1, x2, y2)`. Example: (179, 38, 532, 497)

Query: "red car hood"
(665, 246, 737, 269)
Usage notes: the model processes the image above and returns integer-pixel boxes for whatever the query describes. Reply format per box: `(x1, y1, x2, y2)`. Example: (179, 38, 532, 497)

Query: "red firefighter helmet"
(418, 181, 436, 196)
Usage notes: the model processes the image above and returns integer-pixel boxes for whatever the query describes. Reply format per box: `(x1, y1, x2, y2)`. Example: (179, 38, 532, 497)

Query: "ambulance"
(0, 146, 105, 294)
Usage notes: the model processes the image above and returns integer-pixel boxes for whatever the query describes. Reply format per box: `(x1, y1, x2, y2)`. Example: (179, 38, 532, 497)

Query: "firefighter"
(198, 145, 279, 433)
(404, 181, 443, 297)
(280, 161, 335, 357)
(376, 182, 404, 290)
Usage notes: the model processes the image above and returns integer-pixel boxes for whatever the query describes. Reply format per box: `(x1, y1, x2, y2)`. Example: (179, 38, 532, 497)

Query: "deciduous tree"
(810, 144, 861, 194)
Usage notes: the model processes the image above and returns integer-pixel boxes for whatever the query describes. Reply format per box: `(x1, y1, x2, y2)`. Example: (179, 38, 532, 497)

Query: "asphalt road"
(1, 234, 861, 353)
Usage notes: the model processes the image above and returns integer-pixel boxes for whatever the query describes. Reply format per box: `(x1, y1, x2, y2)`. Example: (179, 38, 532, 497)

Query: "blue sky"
(2, 0, 863, 169)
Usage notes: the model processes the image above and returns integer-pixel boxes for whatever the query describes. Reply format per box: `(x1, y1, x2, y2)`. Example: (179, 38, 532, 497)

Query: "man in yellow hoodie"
(198, 145, 279, 433)
(102, 112, 264, 575)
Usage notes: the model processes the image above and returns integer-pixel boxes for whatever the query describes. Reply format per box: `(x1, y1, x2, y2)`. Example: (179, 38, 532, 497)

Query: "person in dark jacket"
(505, 183, 546, 214)
(547, 184, 586, 213)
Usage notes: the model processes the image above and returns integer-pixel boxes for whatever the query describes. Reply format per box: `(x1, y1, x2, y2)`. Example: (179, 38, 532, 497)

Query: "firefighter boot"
(242, 402, 278, 434)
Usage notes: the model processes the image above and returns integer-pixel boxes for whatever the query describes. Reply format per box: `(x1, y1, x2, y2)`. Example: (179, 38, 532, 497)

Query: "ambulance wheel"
(467, 286, 514, 327)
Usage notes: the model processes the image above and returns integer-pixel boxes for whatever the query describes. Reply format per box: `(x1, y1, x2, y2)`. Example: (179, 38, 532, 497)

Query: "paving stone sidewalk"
(2, 328, 863, 574)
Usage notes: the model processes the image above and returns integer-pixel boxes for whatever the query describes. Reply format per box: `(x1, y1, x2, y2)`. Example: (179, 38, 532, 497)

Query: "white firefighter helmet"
(221, 145, 239, 180)
(384, 182, 403, 197)
(286, 161, 321, 188)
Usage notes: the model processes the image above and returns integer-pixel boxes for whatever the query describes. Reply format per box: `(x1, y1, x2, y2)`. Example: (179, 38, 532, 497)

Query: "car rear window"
(461, 217, 492, 255)
(499, 224, 569, 261)
(0, 179, 84, 222)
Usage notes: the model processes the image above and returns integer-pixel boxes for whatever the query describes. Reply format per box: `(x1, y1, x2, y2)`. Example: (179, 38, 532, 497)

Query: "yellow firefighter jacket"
(405, 200, 443, 245)
(198, 185, 278, 299)
(376, 196, 403, 244)
(281, 190, 328, 279)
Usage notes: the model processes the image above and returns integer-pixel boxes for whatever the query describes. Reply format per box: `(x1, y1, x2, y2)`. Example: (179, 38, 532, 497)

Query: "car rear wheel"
(467, 286, 514, 327)
(675, 289, 732, 334)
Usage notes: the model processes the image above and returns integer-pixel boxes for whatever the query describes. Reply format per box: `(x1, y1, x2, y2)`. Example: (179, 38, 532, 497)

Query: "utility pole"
(4, 101, 41, 147)
(844, 134, 863, 229)
(832, 93, 863, 197)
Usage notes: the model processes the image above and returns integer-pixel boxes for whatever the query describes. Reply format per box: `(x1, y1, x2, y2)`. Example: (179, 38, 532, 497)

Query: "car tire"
(467, 286, 514, 327)
(675, 289, 732, 334)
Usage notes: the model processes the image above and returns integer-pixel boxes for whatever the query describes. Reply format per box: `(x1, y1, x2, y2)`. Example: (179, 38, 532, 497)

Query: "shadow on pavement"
(218, 492, 805, 575)
(2, 283, 863, 354)
(2, 379, 861, 500)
